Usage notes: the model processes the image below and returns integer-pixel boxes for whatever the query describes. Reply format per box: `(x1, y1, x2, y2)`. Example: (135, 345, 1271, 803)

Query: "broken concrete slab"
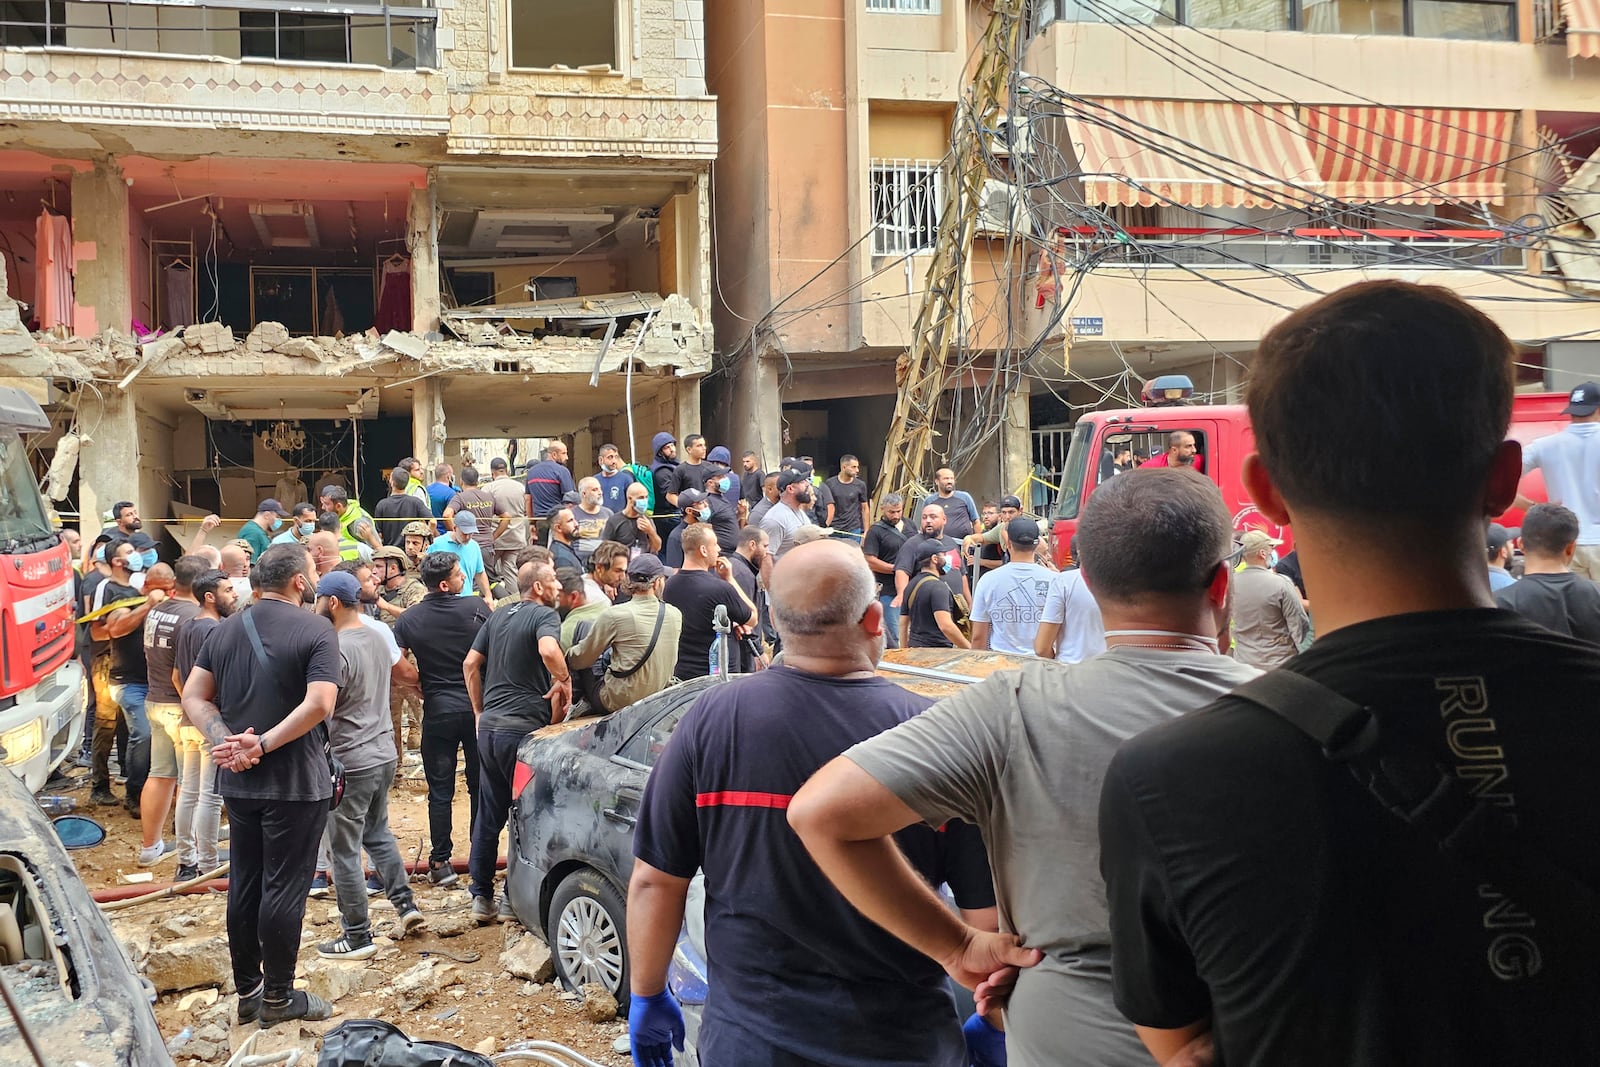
(303, 957, 386, 1003)
(391, 958, 460, 1012)
(245, 321, 291, 352)
(380, 330, 429, 359)
(183, 321, 235, 354)
(145, 934, 233, 994)
(500, 933, 555, 983)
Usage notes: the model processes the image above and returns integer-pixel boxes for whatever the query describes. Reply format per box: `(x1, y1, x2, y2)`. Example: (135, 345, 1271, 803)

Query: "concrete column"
(727, 351, 783, 469)
(412, 376, 447, 468)
(76, 387, 140, 530)
(999, 378, 1033, 511)
(409, 180, 441, 334)
(572, 425, 596, 474)
(674, 376, 703, 445)
(70, 159, 132, 337)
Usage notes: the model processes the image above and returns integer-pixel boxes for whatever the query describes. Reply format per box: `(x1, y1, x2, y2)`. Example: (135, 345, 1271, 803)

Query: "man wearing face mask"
(661, 489, 704, 569)
(761, 468, 817, 560)
(271, 504, 319, 547)
(182, 543, 341, 1029)
(1229, 529, 1310, 669)
(700, 463, 741, 553)
(125, 532, 160, 591)
(237, 500, 291, 561)
(91, 539, 168, 818)
(893, 503, 968, 611)
(902, 543, 970, 649)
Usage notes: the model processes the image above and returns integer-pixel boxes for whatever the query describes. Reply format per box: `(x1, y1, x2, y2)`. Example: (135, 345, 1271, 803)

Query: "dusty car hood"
(876, 648, 1027, 699)
(0, 768, 169, 1064)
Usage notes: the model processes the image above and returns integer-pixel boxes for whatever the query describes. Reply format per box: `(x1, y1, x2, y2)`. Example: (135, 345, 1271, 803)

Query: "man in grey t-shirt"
(760, 469, 815, 559)
(791, 469, 1258, 1067)
(313, 572, 424, 959)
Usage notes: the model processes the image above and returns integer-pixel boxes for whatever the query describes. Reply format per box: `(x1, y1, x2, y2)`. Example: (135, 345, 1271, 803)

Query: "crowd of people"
(55, 279, 1600, 1060)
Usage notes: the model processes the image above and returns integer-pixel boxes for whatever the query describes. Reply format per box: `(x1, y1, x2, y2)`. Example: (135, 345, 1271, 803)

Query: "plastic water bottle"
(36, 796, 74, 816)
(710, 604, 730, 677)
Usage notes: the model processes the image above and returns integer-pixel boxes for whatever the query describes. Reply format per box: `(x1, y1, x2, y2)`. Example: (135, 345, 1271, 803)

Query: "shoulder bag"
(608, 602, 667, 680)
(1232, 670, 1598, 950)
(242, 608, 346, 810)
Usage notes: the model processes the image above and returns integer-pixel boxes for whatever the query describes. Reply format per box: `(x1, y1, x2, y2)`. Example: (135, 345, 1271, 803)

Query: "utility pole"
(874, 0, 1027, 505)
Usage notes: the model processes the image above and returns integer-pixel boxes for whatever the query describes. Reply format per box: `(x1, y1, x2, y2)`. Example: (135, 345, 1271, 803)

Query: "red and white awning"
(1301, 106, 1516, 204)
(1066, 98, 1324, 209)
(1565, 0, 1600, 57)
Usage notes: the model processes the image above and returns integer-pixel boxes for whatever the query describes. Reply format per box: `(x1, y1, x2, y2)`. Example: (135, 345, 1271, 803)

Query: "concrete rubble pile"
(0, 289, 710, 384)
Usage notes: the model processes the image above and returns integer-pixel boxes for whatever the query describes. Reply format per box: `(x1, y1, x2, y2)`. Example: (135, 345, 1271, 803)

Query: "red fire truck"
(1049, 376, 1567, 568)
(0, 388, 85, 791)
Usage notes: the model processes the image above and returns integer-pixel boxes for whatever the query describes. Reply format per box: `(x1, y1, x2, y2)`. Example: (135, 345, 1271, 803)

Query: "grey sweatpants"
(324, 760, 416, 941)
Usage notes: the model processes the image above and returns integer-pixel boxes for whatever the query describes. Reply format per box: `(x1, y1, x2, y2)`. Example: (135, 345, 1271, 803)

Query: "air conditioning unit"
(989, 115, 1033, 158)
(975, 179, 1032, 236)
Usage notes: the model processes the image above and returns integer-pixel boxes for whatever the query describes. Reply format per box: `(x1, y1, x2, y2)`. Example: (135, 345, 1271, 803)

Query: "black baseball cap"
(777, 468, 809, 491)
(1487, 523, 1520, 553)
(1564, 382, 1600, 416)
(999, 495, 1023, 510)
(678, 488, 708, 508)
(1006, 516, 1041, 546)
(914, 542, 946, 567)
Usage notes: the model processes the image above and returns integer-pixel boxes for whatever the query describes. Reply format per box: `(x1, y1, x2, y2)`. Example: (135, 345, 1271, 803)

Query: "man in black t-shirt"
(893, 503, 968, 609)
(601, 481, 663, 555)
(861, 494, 907, 648)
(373, 466, 433, 547)
(824, 454, 871, 535)
(627, 540, 995, 1067)
(670, 434, 716, 503)
(700, 466, 741, 552)
(740, 450, 766, 506)
(182, 543, 340, 1029)
(462, 559, 571, 922)
(903, 543, 969, 649)
(91, 540, 163, 817)
(392, 552, 492, 887)
(1098, 281, 1600, 1066)
(138, 556, 206, 866)
(661, 525, 752, 679)
(1493, 503, 1600, 644)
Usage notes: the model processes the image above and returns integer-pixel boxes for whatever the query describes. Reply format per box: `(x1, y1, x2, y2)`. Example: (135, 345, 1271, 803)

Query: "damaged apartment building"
(0, 0, 714, 542)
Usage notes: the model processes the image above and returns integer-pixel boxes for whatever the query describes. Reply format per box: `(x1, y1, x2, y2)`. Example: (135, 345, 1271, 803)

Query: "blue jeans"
(879, 594, 901, 649)
(109, 680, 150, 804)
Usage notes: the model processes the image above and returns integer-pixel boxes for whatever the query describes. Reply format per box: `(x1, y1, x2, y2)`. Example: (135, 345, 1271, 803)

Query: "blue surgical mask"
(718, 476, 732, 493)
(93, 545, 106, 563)
(140, 549, 158, 568)
(271, 517, 284, 531)
(126, 554, 145, 573)
(298, 522, 315, 536)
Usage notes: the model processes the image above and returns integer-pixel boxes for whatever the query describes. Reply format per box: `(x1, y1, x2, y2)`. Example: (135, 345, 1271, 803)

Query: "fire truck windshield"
(0, 431, 54, 549)
(1054, 422, 1094, 520)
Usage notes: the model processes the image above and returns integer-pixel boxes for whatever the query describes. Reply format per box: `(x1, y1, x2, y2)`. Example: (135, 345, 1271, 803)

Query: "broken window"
(510, 0, 618, 70)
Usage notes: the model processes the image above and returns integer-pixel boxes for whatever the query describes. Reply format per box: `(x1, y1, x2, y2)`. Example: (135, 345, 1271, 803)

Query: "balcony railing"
(1060, 224, 1522, 269)
(0, 0, 437, 69)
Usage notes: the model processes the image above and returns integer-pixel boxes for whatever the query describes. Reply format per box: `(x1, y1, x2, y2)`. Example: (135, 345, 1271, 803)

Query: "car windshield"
(0, 431, 53, 548)
(1054, 422, 1095, 520)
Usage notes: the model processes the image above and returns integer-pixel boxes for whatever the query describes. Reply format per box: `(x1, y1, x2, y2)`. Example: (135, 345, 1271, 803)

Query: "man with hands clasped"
(181, 542, 340, 1029)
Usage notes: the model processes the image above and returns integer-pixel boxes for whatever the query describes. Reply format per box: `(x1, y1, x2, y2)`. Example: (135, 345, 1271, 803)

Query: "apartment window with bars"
(871, 160, 944, 256)
(867, 0, 942, 11)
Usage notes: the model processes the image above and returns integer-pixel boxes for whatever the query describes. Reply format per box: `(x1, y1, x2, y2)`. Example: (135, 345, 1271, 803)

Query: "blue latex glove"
(963, 1012, 1007, 1067)
(629, 989, 686, 1067)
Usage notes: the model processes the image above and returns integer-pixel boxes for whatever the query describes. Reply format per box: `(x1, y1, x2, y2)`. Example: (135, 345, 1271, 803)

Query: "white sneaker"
(137, 840, 175, 867)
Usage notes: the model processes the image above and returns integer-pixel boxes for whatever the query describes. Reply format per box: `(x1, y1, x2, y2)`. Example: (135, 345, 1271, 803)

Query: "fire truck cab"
(1050, 376, 1567, 569)
(0, 388, 85, 792)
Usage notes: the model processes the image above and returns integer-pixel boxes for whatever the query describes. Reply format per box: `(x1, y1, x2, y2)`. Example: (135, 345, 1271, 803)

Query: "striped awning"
(1066, 99, 1324, 209)
(1301, 107, 1515, 204)
(1566, 0, 1600, 57)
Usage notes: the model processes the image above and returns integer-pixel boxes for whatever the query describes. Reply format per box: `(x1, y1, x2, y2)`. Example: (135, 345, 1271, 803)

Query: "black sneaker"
(175, 863, 201, 883)
(258, 989, 332, 1029)
(427, 861, 458, 888)
(89, 786, 117, 806)
(124, 801, 141, 820)
(237, 981, 264, 1025)
(316, 933, 377, 961)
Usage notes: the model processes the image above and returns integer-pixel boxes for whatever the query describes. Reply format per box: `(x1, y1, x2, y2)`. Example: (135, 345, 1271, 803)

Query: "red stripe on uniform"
(695, 791, 792, 810)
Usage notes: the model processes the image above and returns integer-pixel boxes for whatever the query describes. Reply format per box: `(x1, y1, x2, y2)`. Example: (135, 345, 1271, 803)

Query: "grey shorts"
(147, 701, 184, 778)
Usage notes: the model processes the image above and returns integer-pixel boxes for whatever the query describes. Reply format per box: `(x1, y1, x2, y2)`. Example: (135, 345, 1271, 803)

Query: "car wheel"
(547, 867, 629, 1009)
